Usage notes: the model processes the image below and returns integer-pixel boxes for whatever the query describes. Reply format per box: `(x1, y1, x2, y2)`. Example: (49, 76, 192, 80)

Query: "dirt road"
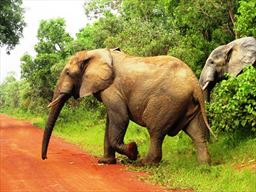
(0, 114, 174, 192)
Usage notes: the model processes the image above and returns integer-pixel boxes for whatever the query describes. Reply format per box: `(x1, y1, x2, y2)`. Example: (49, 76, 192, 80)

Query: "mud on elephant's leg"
(184, 112, 211, 164)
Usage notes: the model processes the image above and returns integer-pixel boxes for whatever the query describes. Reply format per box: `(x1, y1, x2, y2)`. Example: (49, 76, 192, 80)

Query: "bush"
(235, 0, 256, 37)
(207, 66, 256, 136)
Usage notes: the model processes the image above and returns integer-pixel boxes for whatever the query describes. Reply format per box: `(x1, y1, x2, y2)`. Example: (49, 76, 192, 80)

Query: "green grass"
(139, 137, 256, 192)
(1, 108, 256, 192)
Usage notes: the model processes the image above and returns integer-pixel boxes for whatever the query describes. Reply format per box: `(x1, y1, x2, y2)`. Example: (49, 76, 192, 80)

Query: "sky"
(0, 0, 88, 82)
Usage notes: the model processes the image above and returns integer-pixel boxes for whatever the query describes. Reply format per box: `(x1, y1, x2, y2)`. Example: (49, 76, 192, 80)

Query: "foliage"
(74, 12, 122, 50)
(0, 72, 19, 108)
(84, 0, 121, 20)
(120, 0, 172, 21)
(108, 0, 178, 56)
(0, 0, 25, 52)
(0, 72, 46, 113)
(20, 18, 74, 100)
(107, 18, 174, 56)
(208, 66, 256, 135)
(0, 73, 25, 110)
(73, 25, 97, 50)
(168, 0, 237, 75)
(235, 0, 256, 37)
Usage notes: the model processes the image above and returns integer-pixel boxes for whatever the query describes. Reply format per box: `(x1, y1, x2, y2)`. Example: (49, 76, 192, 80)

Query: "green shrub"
(207, 65, 256, 136)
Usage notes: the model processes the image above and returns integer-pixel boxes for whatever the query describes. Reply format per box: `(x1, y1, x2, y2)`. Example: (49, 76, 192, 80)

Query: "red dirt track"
(0, 114, 174, 192)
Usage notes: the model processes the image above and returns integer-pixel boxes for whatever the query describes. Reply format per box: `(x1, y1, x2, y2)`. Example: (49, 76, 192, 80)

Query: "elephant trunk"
(41, 94, 70, 160)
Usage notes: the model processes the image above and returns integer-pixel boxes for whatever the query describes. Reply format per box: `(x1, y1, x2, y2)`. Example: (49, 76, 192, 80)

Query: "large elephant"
(199, 37, 256, 101)
(42, 48, 214, 165)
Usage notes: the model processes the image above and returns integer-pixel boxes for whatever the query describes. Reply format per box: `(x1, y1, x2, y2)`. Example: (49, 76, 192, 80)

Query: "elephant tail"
(194, 88, 217, 140)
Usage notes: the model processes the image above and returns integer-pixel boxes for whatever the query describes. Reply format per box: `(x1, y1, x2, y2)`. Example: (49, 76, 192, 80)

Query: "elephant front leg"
(99, 107, 138, 163)
(108, 112, 138, 160)
(98, 115, 117, 164)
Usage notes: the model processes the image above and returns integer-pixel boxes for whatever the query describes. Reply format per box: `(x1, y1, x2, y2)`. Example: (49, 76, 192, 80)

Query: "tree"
(82, 0, 176, 56)
(235, 0, 256, 37)
(35, 19, 74, 56)
(0, 72, 20, 108)
(107, 18, 174, 56)
(74, 12, 123, 51)
(167, 0, 238, 76)
(84, 0, 122, 20)
(0, 0, 25, 52)
(106, 0, 175, 56)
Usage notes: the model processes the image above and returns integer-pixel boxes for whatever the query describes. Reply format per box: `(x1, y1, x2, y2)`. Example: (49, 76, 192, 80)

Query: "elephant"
(199, 37, 256, 101)
(42, 48, 215, 165)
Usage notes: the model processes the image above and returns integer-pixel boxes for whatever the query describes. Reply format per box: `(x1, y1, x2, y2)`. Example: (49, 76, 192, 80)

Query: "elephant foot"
(124, 142, 138, 160)
(98, 157, 117, 164)
(140, 155, 161, 166)
(197, 153, 211, 165)
(196, 144, 211, 165)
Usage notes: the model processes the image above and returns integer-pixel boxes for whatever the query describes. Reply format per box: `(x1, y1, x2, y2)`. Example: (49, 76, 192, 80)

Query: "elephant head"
(42, 49, 114, 160)
(199, 37, 256, 101)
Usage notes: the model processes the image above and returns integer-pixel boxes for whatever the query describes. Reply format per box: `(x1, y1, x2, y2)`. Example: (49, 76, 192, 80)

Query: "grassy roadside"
(1, 108, 256, 192)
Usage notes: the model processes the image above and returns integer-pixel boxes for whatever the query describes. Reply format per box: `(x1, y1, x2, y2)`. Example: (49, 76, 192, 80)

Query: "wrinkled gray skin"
(199, 37, 256, 101)
(42, 48, 213, 165)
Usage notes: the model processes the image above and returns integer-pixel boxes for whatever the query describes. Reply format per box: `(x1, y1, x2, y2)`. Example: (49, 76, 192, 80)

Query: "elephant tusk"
(202, 81, 210, 90)
(47, 94, 65, 108)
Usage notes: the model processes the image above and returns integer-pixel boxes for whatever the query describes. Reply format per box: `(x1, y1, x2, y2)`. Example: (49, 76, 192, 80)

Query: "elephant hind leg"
(141, 98, 186, 165)
(184, 111, 211, 164)
(140, 132, 165, 165)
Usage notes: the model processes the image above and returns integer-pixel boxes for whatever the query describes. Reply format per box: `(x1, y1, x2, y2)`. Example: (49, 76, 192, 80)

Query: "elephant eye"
(210, 60, 214, 64)
(66, 70, 70, 75)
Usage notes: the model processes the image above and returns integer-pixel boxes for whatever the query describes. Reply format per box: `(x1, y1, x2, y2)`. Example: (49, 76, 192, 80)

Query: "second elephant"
(199, 37, 256, 101)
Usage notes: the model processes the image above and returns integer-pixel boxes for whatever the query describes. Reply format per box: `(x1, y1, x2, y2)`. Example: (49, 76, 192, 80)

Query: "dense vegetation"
(0, 0, 255, 191)
(208, 66, 256, 136)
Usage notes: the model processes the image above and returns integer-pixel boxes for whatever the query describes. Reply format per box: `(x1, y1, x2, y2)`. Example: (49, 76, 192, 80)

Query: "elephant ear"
(79, 49, 114, 97)
(225, 41, 243, 76)
(227, 37, 256, 76)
